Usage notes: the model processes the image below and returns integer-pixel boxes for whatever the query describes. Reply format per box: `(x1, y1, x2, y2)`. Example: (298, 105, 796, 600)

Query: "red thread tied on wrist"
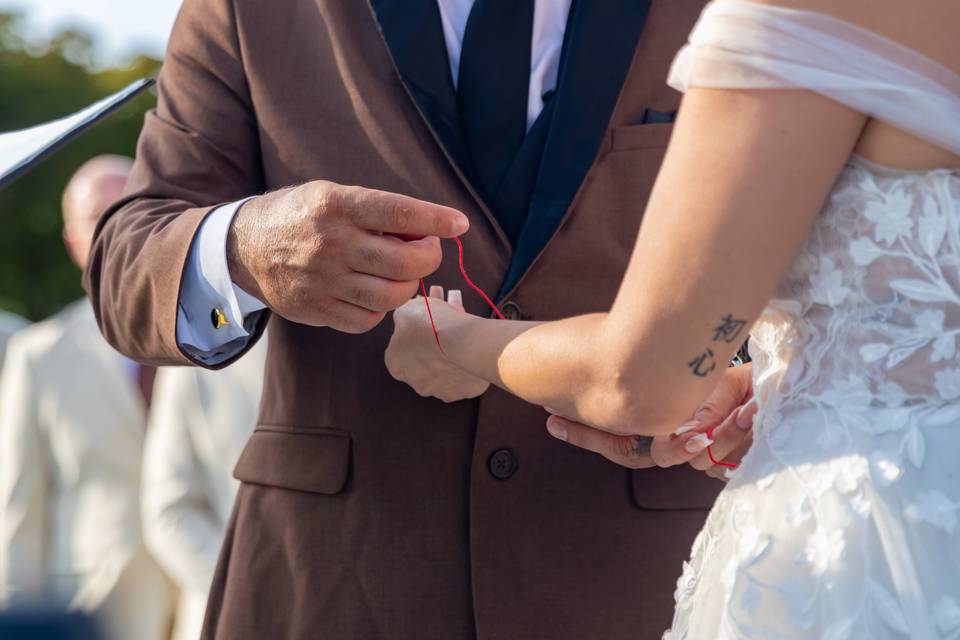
(419, 237, 505, 351)
(389, 233, 504, 350)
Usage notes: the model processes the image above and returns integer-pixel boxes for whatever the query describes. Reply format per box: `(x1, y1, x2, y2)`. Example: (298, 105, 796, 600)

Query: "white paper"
(0, 78, 154, 189)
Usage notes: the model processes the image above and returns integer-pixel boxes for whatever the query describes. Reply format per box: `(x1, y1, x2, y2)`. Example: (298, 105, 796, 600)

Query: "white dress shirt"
(177, 0, 573, 364)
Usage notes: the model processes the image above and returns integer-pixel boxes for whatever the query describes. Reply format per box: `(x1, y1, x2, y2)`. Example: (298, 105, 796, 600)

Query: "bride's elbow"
(578, 362, 690, 436)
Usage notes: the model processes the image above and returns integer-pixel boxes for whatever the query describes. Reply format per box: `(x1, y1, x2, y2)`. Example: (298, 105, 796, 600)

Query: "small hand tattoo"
(632, 436, 653, 457)
(713, 314, 747, 344)
(688, 349, 718, 377)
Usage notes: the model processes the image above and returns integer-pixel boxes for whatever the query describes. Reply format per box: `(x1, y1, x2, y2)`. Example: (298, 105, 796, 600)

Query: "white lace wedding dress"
(663, 3, 960, 639)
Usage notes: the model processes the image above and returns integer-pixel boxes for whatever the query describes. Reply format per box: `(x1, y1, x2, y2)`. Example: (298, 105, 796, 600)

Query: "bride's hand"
(385, 286, 491, 402)
(544, 364, 756, 477)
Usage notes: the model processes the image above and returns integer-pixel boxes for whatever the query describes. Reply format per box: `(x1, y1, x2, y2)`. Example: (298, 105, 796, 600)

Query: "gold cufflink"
(211, 308, 230, 330)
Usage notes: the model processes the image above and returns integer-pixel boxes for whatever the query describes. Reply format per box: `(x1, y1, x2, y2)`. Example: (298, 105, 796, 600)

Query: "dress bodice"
(752, 157, 960, 420)
(667, 160, 960, 639)
(677, 159, 960, 639)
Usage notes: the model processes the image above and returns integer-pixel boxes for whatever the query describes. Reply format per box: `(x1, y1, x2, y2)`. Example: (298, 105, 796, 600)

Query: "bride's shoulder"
(714, 0, 960, 74)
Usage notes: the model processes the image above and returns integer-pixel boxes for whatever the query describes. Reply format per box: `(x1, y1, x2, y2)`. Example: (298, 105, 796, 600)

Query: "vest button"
(501, 301, 522, 320)
(488, 449, 518, 480)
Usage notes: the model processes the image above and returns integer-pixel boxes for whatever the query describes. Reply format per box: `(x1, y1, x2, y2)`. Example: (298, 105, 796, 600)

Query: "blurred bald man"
(0, 156, 175, 640)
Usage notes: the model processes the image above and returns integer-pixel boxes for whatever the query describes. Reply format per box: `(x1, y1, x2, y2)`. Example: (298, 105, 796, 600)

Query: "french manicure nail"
(736, 400, 758, 430)
(429, 285, 444, 299)
(685, 433, 714, 454)
(674, 424, 698, 436)
(447, 289, 463, 307)
(546, 419, 568, 442)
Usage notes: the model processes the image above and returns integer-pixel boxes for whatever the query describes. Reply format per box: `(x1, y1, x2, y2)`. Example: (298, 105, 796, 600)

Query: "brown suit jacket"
(85, 1, 719, 638)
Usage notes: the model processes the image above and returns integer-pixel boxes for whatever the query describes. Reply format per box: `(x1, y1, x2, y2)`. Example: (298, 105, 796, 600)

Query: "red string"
(419, 279, 443, 352)
(420, 237, 505, 350)
(422, 237, 738, 472)
(453, 237, 506, 320)
(706, 426, 739, 469)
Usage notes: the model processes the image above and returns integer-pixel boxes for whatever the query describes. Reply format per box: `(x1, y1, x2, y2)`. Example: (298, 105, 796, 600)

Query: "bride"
(385, 0, 960, 637)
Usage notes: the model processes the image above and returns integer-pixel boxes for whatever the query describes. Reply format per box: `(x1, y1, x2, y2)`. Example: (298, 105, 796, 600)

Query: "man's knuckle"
(359, 244, 386, 267)
(352, 286, 382, 311)
(384, 285, 412, 309)
(315, 229, 343, 260)
(390, 201, 412, 231)
(427, 248, 442, 272)
(316, 186, 342, 218)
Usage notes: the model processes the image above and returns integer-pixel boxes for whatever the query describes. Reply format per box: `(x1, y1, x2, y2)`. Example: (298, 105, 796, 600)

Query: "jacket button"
(488, 449, 518, 480)
(501, 301, 522, 320)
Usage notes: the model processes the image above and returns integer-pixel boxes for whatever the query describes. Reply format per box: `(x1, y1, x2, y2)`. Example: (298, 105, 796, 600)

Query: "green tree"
(0, 12, 161, 320)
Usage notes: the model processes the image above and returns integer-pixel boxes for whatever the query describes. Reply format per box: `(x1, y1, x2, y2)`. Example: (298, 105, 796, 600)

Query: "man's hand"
(544, 364, 756, 476)
(227, 181, 469, 333)
(385, 286, 491, 403)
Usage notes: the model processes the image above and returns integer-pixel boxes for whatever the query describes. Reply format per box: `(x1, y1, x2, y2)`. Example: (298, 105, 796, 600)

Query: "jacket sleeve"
(83, 0, 269, 368)
(141, 367, 225, 594)
(0, 335, 48, 606)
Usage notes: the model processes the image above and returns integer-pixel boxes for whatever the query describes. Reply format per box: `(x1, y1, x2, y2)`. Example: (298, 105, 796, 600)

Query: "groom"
(85, 1, 720, 638)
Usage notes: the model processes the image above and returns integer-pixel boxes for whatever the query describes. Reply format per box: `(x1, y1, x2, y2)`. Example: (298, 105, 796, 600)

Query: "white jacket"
(0, 310, 28, 372)
(0, 300, 174, 640)
(142, 339, 265, 640)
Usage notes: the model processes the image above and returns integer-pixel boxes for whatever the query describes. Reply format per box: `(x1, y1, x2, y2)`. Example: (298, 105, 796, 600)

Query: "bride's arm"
(389, 87, 865, 435)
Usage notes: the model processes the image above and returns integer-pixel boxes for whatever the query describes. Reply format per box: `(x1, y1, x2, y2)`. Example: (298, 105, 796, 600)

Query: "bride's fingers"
(736, 397, 758, 430)
(447, 289, 465, 311)
(688, 406, 753, 471)
(545, 415, 656, 469)
(647, 425, 715, 467)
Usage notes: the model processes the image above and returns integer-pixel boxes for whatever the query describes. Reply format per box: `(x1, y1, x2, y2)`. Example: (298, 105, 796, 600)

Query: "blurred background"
(0, 0, 180, 319)
(0, 5, 271, 640)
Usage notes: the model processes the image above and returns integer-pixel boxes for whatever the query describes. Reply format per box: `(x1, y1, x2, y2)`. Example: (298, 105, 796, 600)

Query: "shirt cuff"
(176, 198, 266, 365)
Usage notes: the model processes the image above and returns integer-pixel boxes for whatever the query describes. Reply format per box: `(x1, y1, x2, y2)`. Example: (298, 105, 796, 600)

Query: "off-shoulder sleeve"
(668, 1, 960, 155)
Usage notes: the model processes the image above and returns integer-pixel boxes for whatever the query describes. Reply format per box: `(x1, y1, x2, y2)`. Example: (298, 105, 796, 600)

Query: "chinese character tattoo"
(688, 349, 717, 377)
(713, 314, 747, 343)
(687, 313, 749, 377)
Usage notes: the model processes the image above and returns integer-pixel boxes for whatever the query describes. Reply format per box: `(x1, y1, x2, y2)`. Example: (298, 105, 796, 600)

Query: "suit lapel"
(499, 0, 653, 296)
(365, 0, 511, 254)
(369, 0, 477, 187)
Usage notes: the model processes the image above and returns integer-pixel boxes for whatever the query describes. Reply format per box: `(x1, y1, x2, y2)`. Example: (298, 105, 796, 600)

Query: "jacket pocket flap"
(610, 123, 673, 152)
(234, 427, 351, 495)
(631, 465, 722, 511)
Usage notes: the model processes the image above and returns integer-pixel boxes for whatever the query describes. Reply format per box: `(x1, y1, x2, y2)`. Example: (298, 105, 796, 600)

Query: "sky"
(0, 0, 183, 65)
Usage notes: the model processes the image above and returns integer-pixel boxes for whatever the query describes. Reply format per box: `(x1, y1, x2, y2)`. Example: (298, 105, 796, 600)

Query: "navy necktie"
(458, 0, 536, 204)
